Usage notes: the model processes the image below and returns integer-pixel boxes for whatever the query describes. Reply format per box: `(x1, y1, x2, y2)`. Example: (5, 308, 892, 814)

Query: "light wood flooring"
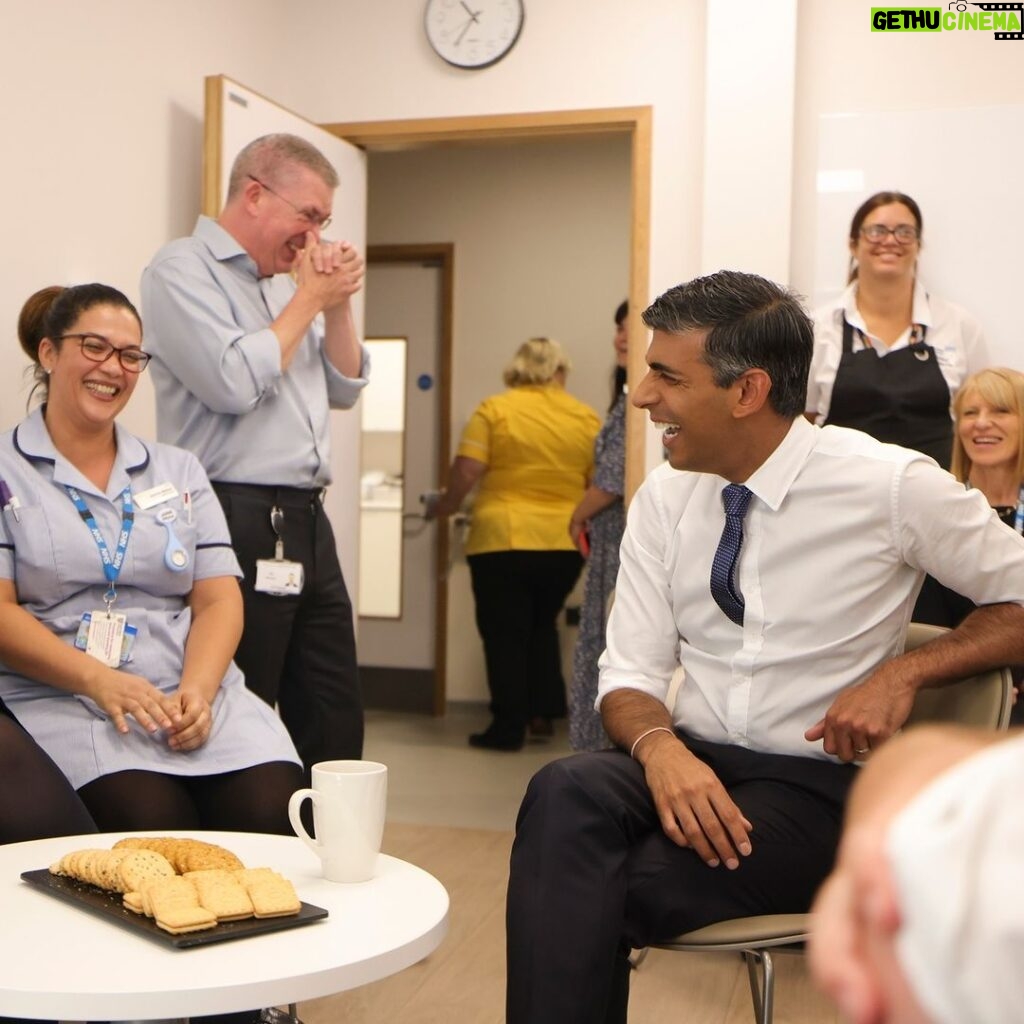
(298, 821, 841, 1024)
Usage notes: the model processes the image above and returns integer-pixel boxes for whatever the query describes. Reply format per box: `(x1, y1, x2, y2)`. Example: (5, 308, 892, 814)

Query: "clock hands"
(455, 1, 481, 46)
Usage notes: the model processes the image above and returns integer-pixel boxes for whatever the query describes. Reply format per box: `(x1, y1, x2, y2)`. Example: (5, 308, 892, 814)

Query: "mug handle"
(288, 788, 322, 853)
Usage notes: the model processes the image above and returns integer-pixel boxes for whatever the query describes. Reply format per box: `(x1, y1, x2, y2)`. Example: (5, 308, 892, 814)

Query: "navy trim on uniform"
(196, 542, 234, 551)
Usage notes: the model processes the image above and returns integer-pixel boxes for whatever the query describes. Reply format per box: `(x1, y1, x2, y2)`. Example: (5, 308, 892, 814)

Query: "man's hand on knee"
(637, 734, 754, 869)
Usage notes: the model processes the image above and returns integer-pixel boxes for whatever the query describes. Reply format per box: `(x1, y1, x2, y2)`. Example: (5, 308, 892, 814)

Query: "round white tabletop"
(0, 830, 449, 1020)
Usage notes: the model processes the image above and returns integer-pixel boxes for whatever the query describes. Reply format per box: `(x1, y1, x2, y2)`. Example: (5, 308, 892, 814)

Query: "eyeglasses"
(58, 334, 152, 372)
(860, 224, 919, 244)
(248, 175, 332, 230)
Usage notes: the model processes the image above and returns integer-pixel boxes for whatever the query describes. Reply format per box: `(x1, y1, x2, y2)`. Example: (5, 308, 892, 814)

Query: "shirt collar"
(13, 407, 150, 499)
(842, 279, 933, 330)
(741, 417, 817, 513)
(194, 215, 259, 277)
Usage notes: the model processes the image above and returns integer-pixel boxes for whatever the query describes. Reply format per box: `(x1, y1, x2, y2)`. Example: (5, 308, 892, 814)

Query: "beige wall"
(3, 0, 1023, 706)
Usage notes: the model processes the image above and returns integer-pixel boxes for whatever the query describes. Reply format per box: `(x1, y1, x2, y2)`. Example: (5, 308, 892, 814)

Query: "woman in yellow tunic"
(432, 338, 600, 750)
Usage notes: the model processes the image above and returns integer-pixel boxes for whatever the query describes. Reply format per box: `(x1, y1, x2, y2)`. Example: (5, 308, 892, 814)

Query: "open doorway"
(324, 109, 651, 715)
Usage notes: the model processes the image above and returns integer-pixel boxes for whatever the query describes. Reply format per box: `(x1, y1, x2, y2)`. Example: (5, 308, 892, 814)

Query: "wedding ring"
(854, 747, 869, 755)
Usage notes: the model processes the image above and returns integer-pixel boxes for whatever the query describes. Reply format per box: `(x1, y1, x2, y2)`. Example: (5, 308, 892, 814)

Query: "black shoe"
(528, 716, 554, 738)
(469, 727, 524, 751)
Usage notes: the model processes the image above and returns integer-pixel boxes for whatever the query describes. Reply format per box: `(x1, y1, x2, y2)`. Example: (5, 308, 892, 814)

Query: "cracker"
(118, 849, 175, 892)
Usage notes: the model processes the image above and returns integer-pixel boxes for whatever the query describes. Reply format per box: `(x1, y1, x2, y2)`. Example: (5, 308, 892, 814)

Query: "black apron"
(824, 319, 953, 468)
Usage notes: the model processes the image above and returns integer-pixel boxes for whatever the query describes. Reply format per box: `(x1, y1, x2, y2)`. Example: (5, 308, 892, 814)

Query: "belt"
(211, 481, 326, 508)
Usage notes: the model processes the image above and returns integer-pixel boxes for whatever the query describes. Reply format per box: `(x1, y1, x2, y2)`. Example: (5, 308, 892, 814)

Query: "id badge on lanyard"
(67, 485, 137, 667)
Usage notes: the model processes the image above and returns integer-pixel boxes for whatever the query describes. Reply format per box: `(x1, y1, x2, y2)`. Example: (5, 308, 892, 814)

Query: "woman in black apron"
(913, 367, 1024, 719)
(808, 191, 987, 469)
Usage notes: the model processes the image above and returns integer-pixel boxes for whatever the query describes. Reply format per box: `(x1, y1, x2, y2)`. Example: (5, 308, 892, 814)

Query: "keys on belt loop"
(270, 505, 286, 561)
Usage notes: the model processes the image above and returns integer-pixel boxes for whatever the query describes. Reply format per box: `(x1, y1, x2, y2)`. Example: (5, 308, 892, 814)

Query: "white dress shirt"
(888, 735, 1024, 1024)
(807, 280, 989, 423)
(597, 418, 1024, 761)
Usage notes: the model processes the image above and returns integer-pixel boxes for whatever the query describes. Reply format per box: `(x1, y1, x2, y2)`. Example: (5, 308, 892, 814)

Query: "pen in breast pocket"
(183, 490, 192, 525)
(0, 480, 21, 523)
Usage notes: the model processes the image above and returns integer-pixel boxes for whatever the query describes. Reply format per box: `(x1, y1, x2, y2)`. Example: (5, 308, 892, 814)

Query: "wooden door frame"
(365, 243, 454, 716)
(322, 106, 652, 499)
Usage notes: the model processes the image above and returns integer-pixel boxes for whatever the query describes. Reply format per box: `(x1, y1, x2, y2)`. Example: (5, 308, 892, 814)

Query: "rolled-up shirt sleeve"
(596, 476, 681, 709)
(323, 343, 371, 410)
(142, 255, 283, 415)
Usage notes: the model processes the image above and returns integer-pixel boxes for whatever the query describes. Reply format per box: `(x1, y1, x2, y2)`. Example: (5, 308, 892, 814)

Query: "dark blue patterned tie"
(710, 484, 753, 626)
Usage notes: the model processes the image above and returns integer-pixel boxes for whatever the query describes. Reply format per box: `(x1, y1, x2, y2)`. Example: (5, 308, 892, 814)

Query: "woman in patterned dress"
(568, 301, 629, 751)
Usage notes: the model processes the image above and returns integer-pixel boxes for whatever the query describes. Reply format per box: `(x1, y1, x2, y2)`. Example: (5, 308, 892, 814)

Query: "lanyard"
(65, 485, 134, 607)
(1016, 485, 1024, 536)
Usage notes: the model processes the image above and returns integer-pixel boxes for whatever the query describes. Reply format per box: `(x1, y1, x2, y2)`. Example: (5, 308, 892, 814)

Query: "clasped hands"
(295, 230, 364, 308)
(642, 669, 915, 870)
(86, 668, 214, 753)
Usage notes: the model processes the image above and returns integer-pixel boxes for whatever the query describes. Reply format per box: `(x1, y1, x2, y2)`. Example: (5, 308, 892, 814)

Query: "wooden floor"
(299, 822, 841, 1024)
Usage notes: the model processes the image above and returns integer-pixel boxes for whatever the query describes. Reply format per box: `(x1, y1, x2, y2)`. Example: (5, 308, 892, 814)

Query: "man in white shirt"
(505, 270, 1024, 1024)
(809, 726, 1024, 1024)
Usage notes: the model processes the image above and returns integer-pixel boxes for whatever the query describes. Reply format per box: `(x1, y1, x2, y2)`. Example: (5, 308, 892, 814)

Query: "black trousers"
(213, 482, 363, 777)
(467, 550, 583, 740)
(506, 735, 858, 1024)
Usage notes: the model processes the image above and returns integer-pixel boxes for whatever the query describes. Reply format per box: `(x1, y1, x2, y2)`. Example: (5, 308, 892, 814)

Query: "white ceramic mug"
(288, 760, 388, 882)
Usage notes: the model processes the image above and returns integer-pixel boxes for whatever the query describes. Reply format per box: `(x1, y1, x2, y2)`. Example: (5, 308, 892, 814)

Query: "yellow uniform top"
(456, 384, 601, 555)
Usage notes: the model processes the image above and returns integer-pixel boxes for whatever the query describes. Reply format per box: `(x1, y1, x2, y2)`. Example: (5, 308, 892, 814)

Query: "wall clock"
(424, 0, 525, 70)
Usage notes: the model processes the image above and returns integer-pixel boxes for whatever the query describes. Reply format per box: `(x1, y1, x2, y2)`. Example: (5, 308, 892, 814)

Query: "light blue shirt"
(0, 409, 300, 787)
(140, 216, 369, 486)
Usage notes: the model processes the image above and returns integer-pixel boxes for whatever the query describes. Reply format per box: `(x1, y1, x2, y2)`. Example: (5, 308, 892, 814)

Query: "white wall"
(791, 0, 1024, 321)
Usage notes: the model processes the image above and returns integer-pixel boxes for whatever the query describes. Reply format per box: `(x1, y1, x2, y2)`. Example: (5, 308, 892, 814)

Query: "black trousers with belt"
(467, 549, 584, 742)
(212, 482, 363, 776)
(506, 735, 857, 1024)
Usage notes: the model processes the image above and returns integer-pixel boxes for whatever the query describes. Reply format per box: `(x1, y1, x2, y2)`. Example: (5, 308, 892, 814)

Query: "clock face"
(424, 0, 525, 70)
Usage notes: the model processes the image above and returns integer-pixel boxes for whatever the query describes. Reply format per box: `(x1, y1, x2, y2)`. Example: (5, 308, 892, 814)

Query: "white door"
(204, 75, 367, 605)
(358, 260, 445, 710)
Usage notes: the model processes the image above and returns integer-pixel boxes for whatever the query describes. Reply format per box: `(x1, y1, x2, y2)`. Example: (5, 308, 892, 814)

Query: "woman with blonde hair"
(914, 367, 1024, 715)
(430, 337, 600, 750)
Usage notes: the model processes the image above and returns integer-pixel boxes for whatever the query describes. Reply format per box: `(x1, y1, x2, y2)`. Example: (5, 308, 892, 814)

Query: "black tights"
(0, 709, 97, 843)
(77, 760, 304, 835)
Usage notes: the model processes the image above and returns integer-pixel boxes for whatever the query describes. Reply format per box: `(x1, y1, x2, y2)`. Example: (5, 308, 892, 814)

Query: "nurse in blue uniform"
(807, 191, 988, 469)
(0, 284, 302, 835)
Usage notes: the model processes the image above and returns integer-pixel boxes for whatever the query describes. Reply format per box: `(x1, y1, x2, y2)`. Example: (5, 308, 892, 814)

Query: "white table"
(0, 831, 449, 1020)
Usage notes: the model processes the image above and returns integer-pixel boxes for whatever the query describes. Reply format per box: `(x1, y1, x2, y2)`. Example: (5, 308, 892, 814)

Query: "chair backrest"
(903, 621, 1014, 730)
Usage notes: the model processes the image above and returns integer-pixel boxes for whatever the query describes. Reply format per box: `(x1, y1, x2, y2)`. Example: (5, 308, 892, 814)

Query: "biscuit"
(155, 904, 218, 934)
(185, 869, 254, 921)
(236, 868, 301, 918)
(118, 850, 175, 893)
